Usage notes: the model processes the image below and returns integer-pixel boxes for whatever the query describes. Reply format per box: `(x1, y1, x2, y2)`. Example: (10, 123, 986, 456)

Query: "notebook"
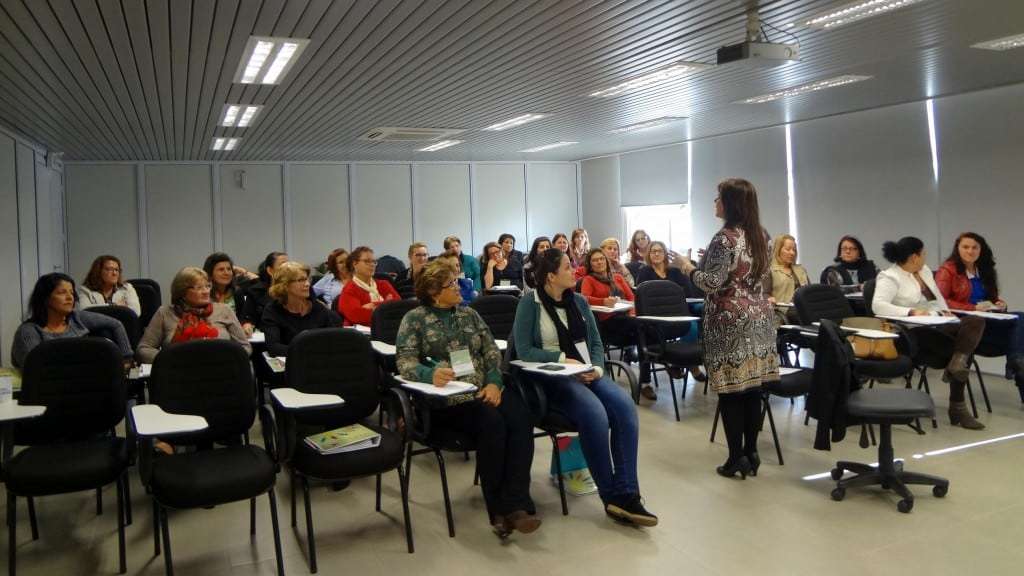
(304, 424, 381, 455)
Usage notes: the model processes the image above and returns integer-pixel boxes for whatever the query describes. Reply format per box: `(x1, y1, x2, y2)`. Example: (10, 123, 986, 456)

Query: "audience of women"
(337, 246, 400, 326)
(679, 178, 778, 480)
(240, 251, 288, 333)
(599, 237, 635, 287)
(312, 248, 350, 305)
(821, 235, 878, 289)
(523, 236, 551, 289)
(499, 233, 524, 279)
(569, 228, 590, 269)
(766, 234, 809, 324)
(396, 259, 538, 538)
(77, 255, 141, 315)
(513, 248, 656, 527)
(481, 241, 523, 290)
(443, 235, 482, 292)
(136, 267, 251, 363)
(873, 236, 986, 429)
(261, 261, 342, 357)
(625, 229, 651, 279)
(203, 252, 246, 312)
(936, 232, 1024, 400)
(12, 273, 133, 368)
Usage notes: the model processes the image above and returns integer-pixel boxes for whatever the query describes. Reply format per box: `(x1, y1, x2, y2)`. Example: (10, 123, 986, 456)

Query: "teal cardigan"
(460, 253, 482, 292)
(512, 290, 606, 371)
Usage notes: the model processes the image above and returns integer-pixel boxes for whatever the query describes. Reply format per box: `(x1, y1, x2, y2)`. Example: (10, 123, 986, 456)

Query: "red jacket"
(337, 279, 400, 326)
(580, 274, 635, 321)
(934, 260, 979, 311)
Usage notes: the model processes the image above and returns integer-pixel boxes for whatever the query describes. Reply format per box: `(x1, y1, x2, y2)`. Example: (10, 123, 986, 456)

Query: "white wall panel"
(351, 164, 412, 259)
(473, 164, 526, 252)
(219, 164, 284, 272)
(527, 163, 578, 241)
(0, 134, 19, 366)
(581, 156, 621, 247)
(145, 165, 214, 297)
(289, 164, 350, 268)
(619, 144, 687, 207)
(66, 164, 140, 281)
(792, 101, 937, 278)
(413, 164, 471, 256)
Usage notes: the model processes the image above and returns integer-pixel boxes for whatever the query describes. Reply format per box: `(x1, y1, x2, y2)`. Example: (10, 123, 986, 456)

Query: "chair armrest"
(270, 387, 345, 411)
(130, 404, 209, 438)
(388, 387, 427, 443)
(371, 340, 396, 356)
(606, 359, 640, 405)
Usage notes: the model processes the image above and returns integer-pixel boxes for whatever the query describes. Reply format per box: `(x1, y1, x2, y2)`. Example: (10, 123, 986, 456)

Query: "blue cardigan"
(512, 290, 606, 371)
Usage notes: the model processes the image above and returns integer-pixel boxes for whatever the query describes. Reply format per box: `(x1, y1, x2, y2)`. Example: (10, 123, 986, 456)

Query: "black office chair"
(370, 299, 420, 379)
(274, 329, 411, 572)
(813, 320, 949, 513)
(127, 278, 161, 328)
(136, 339, 284, 576)
(634, 280, 702, 421)
(469, 294, 520, 341)
(4, 338, 130, 576)
(87, 305, 143, 350)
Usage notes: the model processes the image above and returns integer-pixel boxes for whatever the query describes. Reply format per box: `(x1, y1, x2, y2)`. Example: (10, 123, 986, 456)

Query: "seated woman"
(821, 235, 878, 290)
(312, 248, 350, 306)
(481, 241, 523, 291)
(136, 267, 251, 363)
(513, 248, 656, 527)
(499, 233, 524, 280)
(936, 232, 1024, 400)
(204, 252, 246, 313)
(569, 228, 590, 269)
(766, 234, 810, 325)
(552, 233, 570, 255)
(396, 259, 538, 537)
(625, 229, 651, 280)
(873, 237, 986, 429)
(437, 253, 477, 303)
(599, 237, 635, 287)
(443, 235, 481, 293)
(394, 242, 428, 297)
(261, 262, 342, 357)
(522, 236, 551, 289)
(337, 246, 400, 327)
(240, 251, 288, 334)
(77, 255, 141, 316)
(12, 273, 133, 368)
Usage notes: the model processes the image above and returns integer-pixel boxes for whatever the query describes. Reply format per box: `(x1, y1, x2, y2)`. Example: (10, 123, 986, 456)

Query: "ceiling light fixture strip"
(482, 114, 546, 131)
(418, 140, 463, 152)
(589, 62, 711, 98)
(971, 32, 1024, 51)
(610, 116, 688, 134)
(520, 141, 578, 153)
(801, 0, 927, 29)
(737, 74, 872, 104)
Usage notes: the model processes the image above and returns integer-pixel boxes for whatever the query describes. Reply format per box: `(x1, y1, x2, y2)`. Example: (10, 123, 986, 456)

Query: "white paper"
(262, 352, 286, 373)
(778, 367, 805, 376)
(248, 331, 265, 343)
(636, 315, 700, 323)
(574, 340, 592, 365)
(352, 324, 371, 334)
(877, 315, 959, 326)
(845, 292, 864, 299)
(0, 376, 12, 403)
(686, 298, 704, 304)
(510, 360, 596, 376)
(952, 310, 1017, 321)
(0, 402, 46, 423)
(371, 341, 396, 355)
(129, 364, 152, 380)
(394, 376, 478, 397)
(494, 339, 508, 351)
(774, 302, 794, 308)
(590, 301, 634, 314)
(489, 284, 519, 292)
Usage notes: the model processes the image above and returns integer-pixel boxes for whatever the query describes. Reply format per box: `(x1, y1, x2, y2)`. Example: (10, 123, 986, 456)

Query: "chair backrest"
(397, 282, 417, 300)
(469, 295, 519, 340)
(148, 339, 255, 445)
(819, 265, 853, 287)
(863, 279, 877, 316)
(793, 284, 855, 325)
(634, 279, 690, 317)
(16, 337, 126, 444)
(375, 255, 406, 278)
(128, 280, 161, 328)
(87, 305, 142, 349)
(286, 328, 380, 426)
(371, 299, 420, 344)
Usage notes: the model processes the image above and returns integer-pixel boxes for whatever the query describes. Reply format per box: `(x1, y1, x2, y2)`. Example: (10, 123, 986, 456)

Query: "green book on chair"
(304, 424, 381, 455)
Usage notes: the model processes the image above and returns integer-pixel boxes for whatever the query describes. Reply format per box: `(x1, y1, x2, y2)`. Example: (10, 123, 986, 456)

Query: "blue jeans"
(538, 375, 640, 499)
(978, 311, 1024, 373)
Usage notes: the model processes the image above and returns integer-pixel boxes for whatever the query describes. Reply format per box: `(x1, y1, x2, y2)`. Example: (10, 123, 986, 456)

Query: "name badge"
(449, 348, 475, 378)
(500, 279, 511, 287)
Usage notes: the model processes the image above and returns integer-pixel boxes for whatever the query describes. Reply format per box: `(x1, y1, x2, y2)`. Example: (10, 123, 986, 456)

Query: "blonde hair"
(170, 267, 209, 305)
(408, 242, 428, 258)
(415, 258, 458, 306)
(599, 237, 620, 252)
(771, 234, 798, 265)
(269, 261, 311, 303)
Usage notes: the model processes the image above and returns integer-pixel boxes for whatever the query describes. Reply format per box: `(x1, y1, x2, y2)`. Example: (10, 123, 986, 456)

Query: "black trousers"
(438, 389, 535, 518)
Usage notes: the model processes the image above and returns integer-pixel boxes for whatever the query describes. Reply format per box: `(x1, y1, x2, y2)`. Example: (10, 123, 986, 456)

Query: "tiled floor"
(4, 369, 1023, 575)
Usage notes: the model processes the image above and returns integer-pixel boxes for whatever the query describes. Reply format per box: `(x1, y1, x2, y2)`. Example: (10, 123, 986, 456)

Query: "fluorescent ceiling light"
(418, 140, 463, 152)
(589, 61, 712, 98)
(211, 137, 240, 151)
(798, 0, 929, 30)
(971, 32, 1024, 51)
(482, 114, 546, 131)
(233, 36, 310, 85)
(221, 104, 263, 127)
(737, 74, 872, 104)
(609, 116, 688, 134)
(520, 141, 578, 153)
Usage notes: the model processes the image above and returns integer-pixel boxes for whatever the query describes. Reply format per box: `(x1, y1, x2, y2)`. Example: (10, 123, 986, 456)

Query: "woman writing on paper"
(873, 236, 986, 429)
(513, 248, 656, 527)
(396, 259, 538, 538)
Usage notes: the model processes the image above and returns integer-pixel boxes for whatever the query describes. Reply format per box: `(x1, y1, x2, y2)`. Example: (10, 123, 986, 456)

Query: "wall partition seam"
(282, 163, 292, 254)
(785, 124, 797, 243)
(137, 164, 149, 277)
(468, 162, 476, 253)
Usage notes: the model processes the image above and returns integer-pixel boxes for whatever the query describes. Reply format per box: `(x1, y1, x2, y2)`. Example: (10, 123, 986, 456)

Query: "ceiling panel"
(0, 0, 1021, 162)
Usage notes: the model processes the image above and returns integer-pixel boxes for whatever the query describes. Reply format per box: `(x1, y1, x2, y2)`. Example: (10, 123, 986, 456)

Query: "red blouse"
(580, 274, 635, 321)
(337, 279, 400, 326)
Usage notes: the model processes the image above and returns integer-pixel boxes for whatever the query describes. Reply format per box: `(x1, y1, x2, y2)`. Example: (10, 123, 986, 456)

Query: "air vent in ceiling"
(358, 127, 466, 142)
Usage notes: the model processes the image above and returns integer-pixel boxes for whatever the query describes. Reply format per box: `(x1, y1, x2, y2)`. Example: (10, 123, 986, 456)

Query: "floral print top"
(396, 305, 503, 391)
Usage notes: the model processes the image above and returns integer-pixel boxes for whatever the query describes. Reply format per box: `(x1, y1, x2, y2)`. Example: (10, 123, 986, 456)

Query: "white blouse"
(77, 283, 142, 316)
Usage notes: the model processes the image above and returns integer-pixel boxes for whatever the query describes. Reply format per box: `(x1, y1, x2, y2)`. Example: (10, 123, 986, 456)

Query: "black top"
(260, 299, 343, 357)
(635, 266, 703, 298)
(625, 260, 645, 281)
(486, 262, 524, 290)
(240, 282, 271, 326)
(820, 260, 879, 287)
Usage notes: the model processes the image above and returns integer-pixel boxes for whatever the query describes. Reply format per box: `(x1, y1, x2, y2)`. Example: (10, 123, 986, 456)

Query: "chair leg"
(249, 498, 257, 537)
(290, 469, 297, 528)
(972, 360, 992, 413)
(152, 499, 161, 556)
(918, 370, 938, 428)
(463, 450, 470, 462)
(302, 476, 318, 573)
(398, 466, 414, 553)
(116, 476, 126, 574)
(96, 487, 103, 516)
(669, 376, 680, 421)
(404, 443, 414, 487)
(710, 399, 720, 443)
(159, 506, 174, 576)
(550, 435, 569, 516)
(435, 450, 456, 537)
(375, 474, 382, 512)
(764, 397, 784, 465)
(123, 476, 132, 526)
(26, 497, 38, 540)
(8, 492, 16, 576)
(267, 489, 285, 576)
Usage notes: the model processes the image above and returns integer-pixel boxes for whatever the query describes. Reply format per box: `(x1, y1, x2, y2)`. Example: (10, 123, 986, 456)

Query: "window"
(621, 203, 693, 256)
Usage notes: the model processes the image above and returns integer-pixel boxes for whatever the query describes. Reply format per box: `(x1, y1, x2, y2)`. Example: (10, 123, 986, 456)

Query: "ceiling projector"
(716, 41, 800, 67)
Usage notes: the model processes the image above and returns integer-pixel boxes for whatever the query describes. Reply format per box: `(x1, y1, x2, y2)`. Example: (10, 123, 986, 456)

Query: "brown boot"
(943, 352, 971, 383)
(948, 401, 985, 430)
(506, 510, 542, 534)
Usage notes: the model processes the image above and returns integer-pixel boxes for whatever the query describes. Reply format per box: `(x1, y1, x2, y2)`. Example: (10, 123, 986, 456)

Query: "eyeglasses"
(635, 235, 648, 240)
(358, 259, 377, 265)
(649, 248, 665, 254)
(442, 279, 459, 290)
(188, 284, 211, 291)
(102, 266, 121, 273)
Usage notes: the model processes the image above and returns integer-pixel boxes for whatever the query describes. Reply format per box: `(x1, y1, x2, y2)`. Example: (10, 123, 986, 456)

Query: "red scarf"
(171, 303, 219, 343)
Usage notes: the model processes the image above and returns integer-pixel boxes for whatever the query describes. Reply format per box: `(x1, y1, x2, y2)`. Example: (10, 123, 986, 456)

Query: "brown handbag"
(841, 317, 899, 360)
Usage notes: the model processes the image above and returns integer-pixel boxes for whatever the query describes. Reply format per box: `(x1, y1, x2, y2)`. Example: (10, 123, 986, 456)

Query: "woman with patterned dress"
(679, 178, 779, 480)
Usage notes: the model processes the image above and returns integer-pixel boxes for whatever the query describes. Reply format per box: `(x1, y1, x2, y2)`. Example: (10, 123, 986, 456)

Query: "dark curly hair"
(946, 232, 998, 301)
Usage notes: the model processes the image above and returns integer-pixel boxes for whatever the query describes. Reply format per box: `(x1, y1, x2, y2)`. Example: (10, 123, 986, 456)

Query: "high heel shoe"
(746, 452, 761, 477)
(716, 456, 751, 479)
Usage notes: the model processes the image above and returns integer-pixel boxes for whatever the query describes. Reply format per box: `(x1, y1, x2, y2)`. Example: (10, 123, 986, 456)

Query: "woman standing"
(678, 179, 778, 479)
(77, 255, 141, 315)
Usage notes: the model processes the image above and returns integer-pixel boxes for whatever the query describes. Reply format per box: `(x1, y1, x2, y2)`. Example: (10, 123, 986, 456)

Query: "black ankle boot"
(746, 452, 761, 477)
(716, 456, 751, 479)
